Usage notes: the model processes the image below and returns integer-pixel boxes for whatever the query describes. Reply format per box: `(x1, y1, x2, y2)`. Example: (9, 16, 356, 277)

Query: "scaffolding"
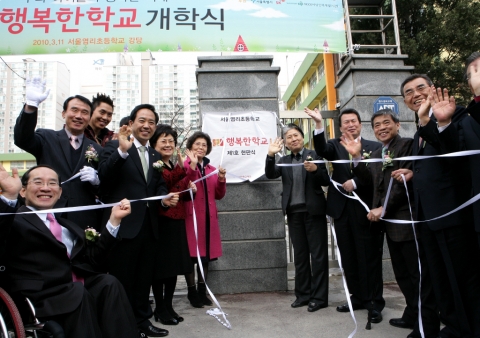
(343, 0, 402, 55)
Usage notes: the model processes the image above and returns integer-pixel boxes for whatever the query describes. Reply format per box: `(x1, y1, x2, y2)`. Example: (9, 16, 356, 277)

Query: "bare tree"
(158, 98, 199, 152)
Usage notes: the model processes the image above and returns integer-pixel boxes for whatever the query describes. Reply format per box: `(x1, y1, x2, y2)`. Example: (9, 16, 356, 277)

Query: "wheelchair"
(0, 267, 64, 338)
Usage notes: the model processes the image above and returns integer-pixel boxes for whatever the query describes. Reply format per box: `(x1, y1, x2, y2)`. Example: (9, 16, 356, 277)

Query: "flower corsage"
(382, 150, 394, 171)
(362, 149, 372, 166)
(85, 145, 99, 163)
(85, 227, 101, 243)
(306, 155, 314, 161)
(153, 160, 165, 172)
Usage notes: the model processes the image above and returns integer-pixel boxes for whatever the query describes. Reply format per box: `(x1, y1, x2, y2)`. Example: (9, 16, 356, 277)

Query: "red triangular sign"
(234, 35, 249, 52)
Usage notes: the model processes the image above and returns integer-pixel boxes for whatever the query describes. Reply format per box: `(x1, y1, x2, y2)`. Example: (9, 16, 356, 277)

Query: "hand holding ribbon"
(392, 168, 413, 183)
(109, 198, 131, 227)
(162, 193, 179, 208)
(303, 160, 317, 172)
(218, 166, 226, 181)
(367, 207, 383, 222)
(188, 181, 197, 193)
(79, 166, 100, 186)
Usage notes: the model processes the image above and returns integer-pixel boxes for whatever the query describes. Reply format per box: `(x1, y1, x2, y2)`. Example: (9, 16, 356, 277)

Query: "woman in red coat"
(150, 125, 199, 325)
(184, 131, 226, 308)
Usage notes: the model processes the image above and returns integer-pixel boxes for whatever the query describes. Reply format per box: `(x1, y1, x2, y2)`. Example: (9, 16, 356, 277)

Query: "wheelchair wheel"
(0, 287, 25, 338)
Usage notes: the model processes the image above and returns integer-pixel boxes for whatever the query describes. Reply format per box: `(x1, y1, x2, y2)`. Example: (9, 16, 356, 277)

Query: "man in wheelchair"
(0, 164, 140, 338)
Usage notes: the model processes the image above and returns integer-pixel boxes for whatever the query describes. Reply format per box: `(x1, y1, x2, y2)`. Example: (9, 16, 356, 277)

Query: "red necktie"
(46, 213, 84, 285)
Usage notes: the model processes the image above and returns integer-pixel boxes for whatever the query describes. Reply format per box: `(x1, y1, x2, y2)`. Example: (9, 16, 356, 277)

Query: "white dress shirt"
(117, 137, 150, 167)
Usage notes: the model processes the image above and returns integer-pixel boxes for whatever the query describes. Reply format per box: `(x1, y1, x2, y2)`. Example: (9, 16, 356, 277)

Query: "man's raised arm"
(305, 107, 336, 159)
(14, 77, 50, 156)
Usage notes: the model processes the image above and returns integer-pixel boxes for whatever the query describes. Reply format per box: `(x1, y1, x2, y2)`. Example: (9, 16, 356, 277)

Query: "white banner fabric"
(202, 111, 277, 183)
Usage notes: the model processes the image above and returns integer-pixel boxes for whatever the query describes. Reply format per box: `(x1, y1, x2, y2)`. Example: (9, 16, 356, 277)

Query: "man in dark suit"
(0, 165, 19, 261)
(98, 104, 179, 337)
(0, 164, 138, 338)
(460, 52, 480, 250)
(305, 107, 384, 321)
(401, 74, 480, 338)
(343, 109, 439, 337)
(14, 77, 102, 230)
(265, 124, 331, 312)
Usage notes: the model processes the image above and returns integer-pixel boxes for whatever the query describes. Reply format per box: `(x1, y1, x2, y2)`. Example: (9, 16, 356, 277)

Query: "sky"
(0, 51, 307, 100)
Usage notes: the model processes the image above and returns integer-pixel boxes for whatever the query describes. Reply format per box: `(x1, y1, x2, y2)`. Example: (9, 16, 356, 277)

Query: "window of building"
(320, 96, 328, 111)
(309, 72, 318, 91)
(318, 62, 325, 81)
(295, 93, 302, 108)
(11, 161, 25, 169)
(25, 160, 37, 169)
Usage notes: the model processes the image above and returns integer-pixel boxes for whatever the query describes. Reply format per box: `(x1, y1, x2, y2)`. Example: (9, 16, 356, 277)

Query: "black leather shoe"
(336, 303, 364, 312)
(167, 308, 184, 323)
(138, 325, 169, 337)
(153, 309, 178, 326)
(197, 283, 213, 306)
(307, 302, 328, 312)
(406, 332, 421, 338)
(389, 318, 414, 329)
(370, 310, 383, 324)
(187, 286, 204, 308)
(291, 299, 309, 308)
(199, 294, 213, 306)
(171, 314, 184, 323)
(159, 318, 178, 326)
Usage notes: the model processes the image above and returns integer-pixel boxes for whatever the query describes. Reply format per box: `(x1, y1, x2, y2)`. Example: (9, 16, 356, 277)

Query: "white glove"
(79, 166, 100, 186)
(25, 77, 50, 108)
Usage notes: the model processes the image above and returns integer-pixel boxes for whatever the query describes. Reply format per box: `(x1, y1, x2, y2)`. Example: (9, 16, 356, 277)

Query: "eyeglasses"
(158, 139, 175, 145)
(404, 84, 428, 98)
(27, 180, 59, 188)
(193, 142, 207, 148)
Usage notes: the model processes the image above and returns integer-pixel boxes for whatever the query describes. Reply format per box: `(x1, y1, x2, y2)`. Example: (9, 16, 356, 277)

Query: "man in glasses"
(401, 74, 480, 338)
(460, 52, 480, 251)
(0, 164, 139, 338)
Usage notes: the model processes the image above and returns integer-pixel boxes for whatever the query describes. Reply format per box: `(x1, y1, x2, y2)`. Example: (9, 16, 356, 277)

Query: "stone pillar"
(335, 54, 415, 282)
(336, 54, 416, 138)
(196, 55, 287, 293)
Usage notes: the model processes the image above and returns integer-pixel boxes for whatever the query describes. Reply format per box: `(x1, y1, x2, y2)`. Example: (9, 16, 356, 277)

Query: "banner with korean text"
(202, 111, 277, 183)
(0, 0, 346, 55)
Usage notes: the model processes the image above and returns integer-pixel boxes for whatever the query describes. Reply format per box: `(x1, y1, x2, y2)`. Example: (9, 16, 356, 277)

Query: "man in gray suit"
(265, 124, 330, 312)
